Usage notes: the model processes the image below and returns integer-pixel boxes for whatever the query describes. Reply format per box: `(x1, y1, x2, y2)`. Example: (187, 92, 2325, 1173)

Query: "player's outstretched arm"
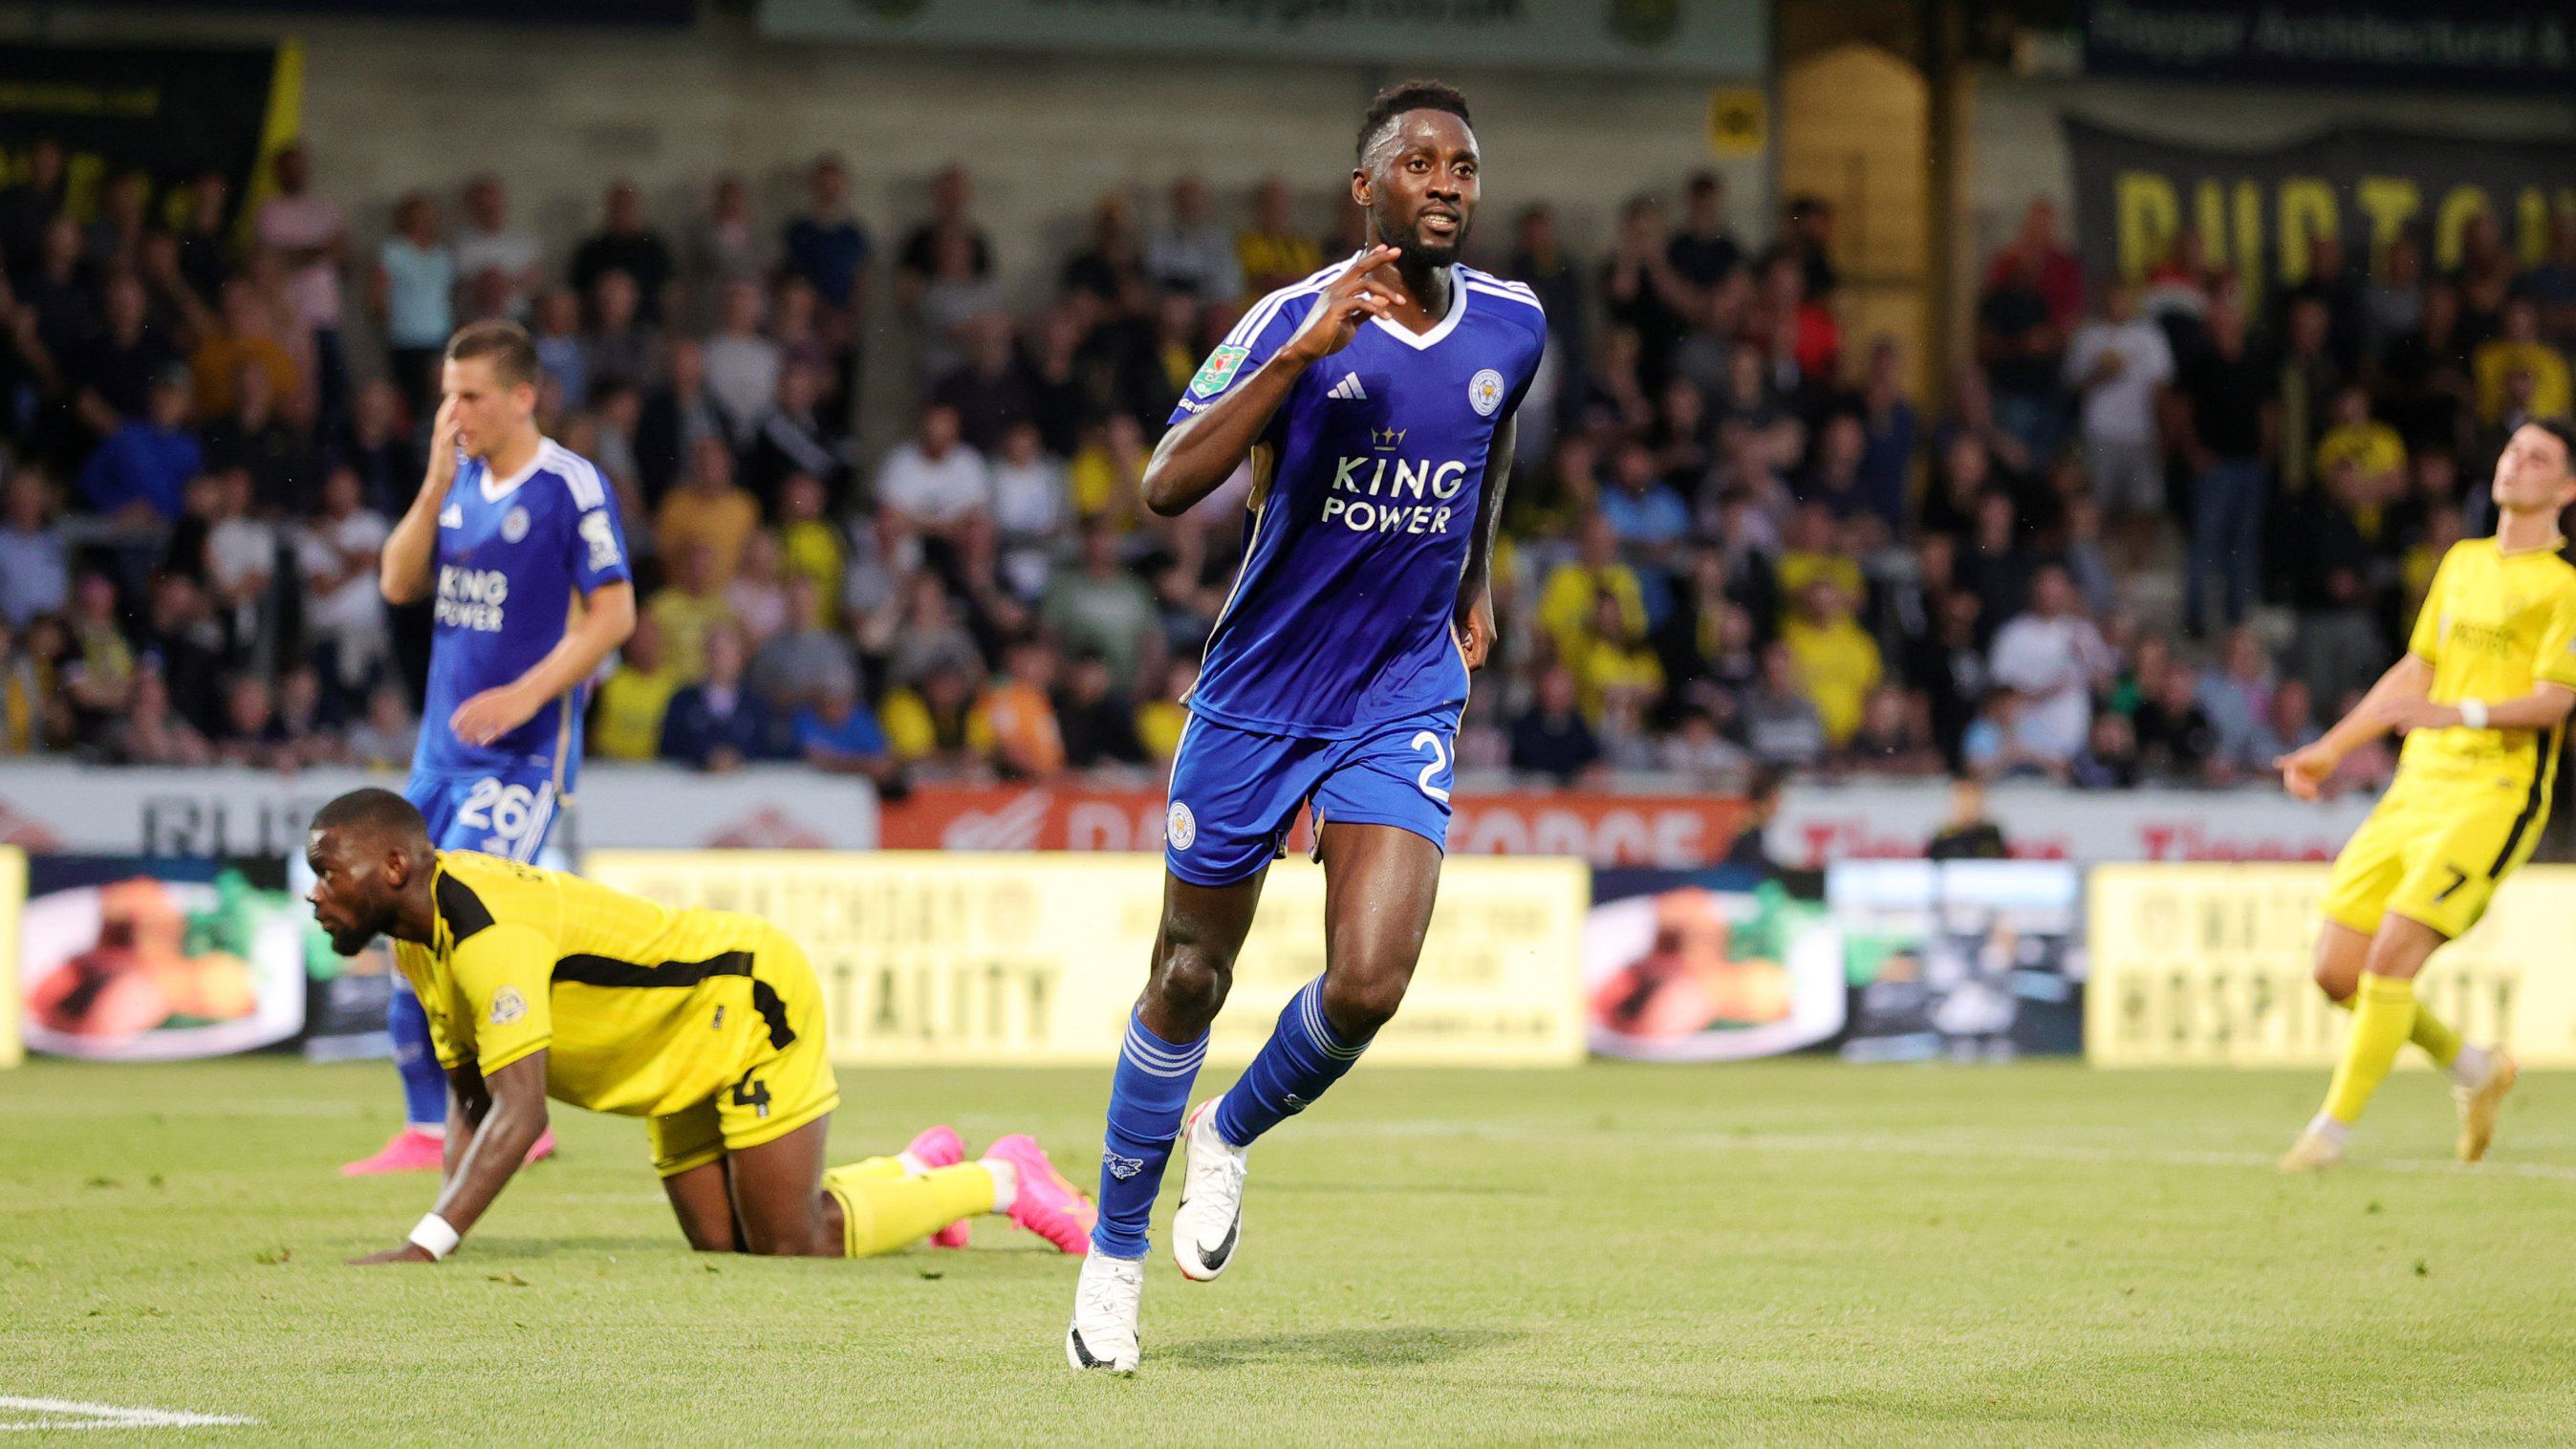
(381, 395, 462, 605)
(352, 1052, 548, 1265)
(2384, 681, 2576, 734)
(2277, 653, 2432, 799)
(1141, 244, 1398, 516)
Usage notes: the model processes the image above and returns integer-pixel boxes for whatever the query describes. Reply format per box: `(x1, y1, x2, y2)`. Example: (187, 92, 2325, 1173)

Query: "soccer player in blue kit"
(340, 320, 637, 1176)
(1067, 81, 1543, 1372)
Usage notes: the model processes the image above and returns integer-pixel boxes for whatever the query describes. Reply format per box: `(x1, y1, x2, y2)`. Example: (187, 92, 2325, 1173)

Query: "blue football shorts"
(1161, 707, 1459, 886)
(404, 764, 569, 862)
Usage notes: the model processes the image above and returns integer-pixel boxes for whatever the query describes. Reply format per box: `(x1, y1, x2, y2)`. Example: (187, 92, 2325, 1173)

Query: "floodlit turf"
(3, 1057, 2573, 1445)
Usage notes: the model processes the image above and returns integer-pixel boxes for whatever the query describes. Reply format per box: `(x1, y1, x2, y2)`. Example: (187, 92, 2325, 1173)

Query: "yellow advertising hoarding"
(0, 847, 19, 1068)
(2088, 864, 2576, 1068)
(585, 851, 1588, 1068)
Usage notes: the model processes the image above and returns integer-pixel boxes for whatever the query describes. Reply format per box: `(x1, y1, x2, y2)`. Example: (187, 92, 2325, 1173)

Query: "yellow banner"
(0, 847, 21, 1068)
(2088, 864, 2576, 1068)
(584, 851, 1588, 1068)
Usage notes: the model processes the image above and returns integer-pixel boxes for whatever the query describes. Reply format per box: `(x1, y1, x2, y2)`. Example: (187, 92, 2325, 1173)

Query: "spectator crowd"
(3, 131, 2567, 797)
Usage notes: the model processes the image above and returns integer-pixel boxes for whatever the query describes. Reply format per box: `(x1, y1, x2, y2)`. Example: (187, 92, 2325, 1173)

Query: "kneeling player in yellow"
(303, 788, 1096, 1263)
(2275, 419, 2576, 1171)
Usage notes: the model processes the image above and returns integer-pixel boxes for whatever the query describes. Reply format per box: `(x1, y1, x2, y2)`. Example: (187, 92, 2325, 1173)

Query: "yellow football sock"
(821, 1162, 996, 1258)
(2325, 984, 2461, 1068)
(2321, 974, 2415, 1126)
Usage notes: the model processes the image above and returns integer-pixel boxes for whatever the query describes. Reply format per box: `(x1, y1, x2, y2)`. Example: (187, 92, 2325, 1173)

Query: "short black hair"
(2532, 417, 2576, 469)
(311, 788, 429, 844)
(1355, 79, 1472, 164)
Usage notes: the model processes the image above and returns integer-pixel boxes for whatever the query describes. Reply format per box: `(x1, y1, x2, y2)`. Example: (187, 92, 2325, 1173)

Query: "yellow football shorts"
(645, 927, 840, 1178)
(2321, 771, 2546, 941)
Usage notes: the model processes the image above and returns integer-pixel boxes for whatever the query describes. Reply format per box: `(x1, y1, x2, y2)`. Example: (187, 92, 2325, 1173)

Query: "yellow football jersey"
(2400, 536, 2576, 789)
(393, 851, 798, 1120)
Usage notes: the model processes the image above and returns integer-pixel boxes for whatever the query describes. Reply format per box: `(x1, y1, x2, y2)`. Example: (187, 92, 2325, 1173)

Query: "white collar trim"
(479, 440, 551, 504)
(1356, 254, 1469, 352)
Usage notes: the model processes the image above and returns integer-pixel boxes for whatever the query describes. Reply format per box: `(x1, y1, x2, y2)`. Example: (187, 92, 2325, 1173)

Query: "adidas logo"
(439, 504, 464, 529)
(1327, 372, 1368, 400)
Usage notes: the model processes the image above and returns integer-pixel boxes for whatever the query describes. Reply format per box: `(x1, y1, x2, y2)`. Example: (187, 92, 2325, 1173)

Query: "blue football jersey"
(1169, 256, 1545, 737)
(411, 437, 632, 783)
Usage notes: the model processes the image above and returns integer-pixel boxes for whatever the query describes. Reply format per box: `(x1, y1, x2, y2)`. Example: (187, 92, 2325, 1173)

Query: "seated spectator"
(1985, 566, 2111, 773)
(1597, 441, 1690, 564)
(1236, 176, 1321, 297)
(1960, 690, 2064, 783)
(1741, 642, 1826, 769)
(873, 573, 985, 689)
(1569, 589, 1664, 724)
(989, 422, 1069, 601)
(645, 540, 736, 683)
(655, 437, 761, 586)
(529, 287, 589, 406)
(1041, 517, 1158, 693)
(210, 673, 286, 768)
(702, 279, 783, 440)
(792, 674, 893, 779)
(1145, 175, 1242, 305)
(1771, 503, 1863, 621)
(188, 277, 302, 422)
(298, 465, 391, 710)
(1056, 649, 1147, 769)
(0, 616, 61, 755)
(0, 467, 70, 626)
(659, 625, 777, 771)
(747, 574, 854, 718)
(745, 361, 852, 508)
(1658, 704, 1748, 785)
(875, 400, 991, 572)
(582, 269, 662, 395)
(2311, 383, 2406, 521)
(274, 663, 345, 768)
(725, 530, 791, 650)
(1842, 683, 1937, 776)
(102, 665, 211, 767)
(203, 469, 282, 664)
(1538, 513, 1648, 666)
(880, 660, 985, 776)
(80, 366, 202, 524)
(688, 171, 766, 303)
(2473, 296, 2571, 424)
(1780, 579, 1880, 748)
(974, 637, 1068, 781)
(2197, 626, 2276, 777)
(2133, 658, 2219, 784)
(1068, 412, 1149, 522)
(1509, 664, 1602, 785)
(76, 272, 178, 443)
(568, 180, 673, 322)
(1798, 412, 1872, 521)
(334, 378, 419, 516)
(2069, 711, 2139, 789)
(345, 683, 420, 771)
(138, 572, 228, 733)
(201, 358, 318, 516)
(592, 614, 685, 763)
(932, 314, 1039, 455)
(773, 471, 847, 619)
(636, 335, 722, 503)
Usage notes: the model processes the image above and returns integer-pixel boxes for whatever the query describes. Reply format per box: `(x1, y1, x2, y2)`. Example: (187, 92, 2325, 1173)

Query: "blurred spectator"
(703, 279, 782, 441)
(1569, 589, 1664, 724)
(104, 665, 211, 768)
(1925, 777, 2009, 858)
(165, 169, 233, 311)
(745, 361, 851, 507)
(253, 144, 348, 424)
(879, 660, 983, 775)
(0, 616, 58, 754)
(591, 614, 684, 763)
(2473, 295, 2570, 425)
(1056, 648, 1147, 768)
(275, 663, 344, 768)
(725, 529, 791, 649)
(1961, 691, 2061, 782)
(748, 573, 854, 716)
(2172, 301, 2269, 637)
(2313, 383, 2406, 509)
(793, 671, 893, 781)
(346, 683, 420, 771)
(138, 572, 227, 732)
(2248, 676, 2319, 768)
(875, 401, 991, 573)
(1062, 194, 1142, 306)
(988, 422, 1070, 600)
(976, 636, 1068, 780)
(898, 164, 994, 297)
(1509, 204, 1589, 387)
(2283, 465, 2383, 711)
(1601, 197, 1693, 393)
(2273, 296, 2341, 498)
(1667, 171, 1743, 290)
(1509, 663, 1601, 785)
(0, 138, 65, 279)
(79, 366, 200, 524)
(637, 335, 721, 502)
(875, 573, 985, 689)
(298, 465, 391, 708)
(2132, 658, 2219, 783)
(784, 154, 870, 316)
(1777, 194, 1837, 300)
(1146, 176, 1241, 305)
(2065, 279, 2172, 565)
(209, 673, 285, 768)
(529, 288, 588, 407)
(76, 273, 176, 443)
(773, 471, 845, 615)
(582, 269, 662, 396)
(1976, 245, 2064, 462)
(933, 314, 1039, 455)
(201, 359, 317, 516)
(655, 437, 760, 585)
(188, 278, 302, 422)
(1136, 656, 1195, 767)
(1843, 683, 1937, 776)
(0, 468, 69, 626)
(373, 192, 454, 421)
(1904, 589, 1988, 770)
(659, 624, 775, 771)
(1780, 579, 1879, 748)
(690, 172, 767, 302)
(336, 378, 418, 516)
(645, 540, 735, 682)
(2069, 711, 2139, 789)
(1042, 517, 1158, 693)
(1237, 177, 1321, 297)
(570, 181, 674, 324)
(1660, 703, 1749, 785)
(1986, 566, 2111, 772)
(454, 174, 541, 320)
(1741, 641, 1826, 768)
(1991, 201, 2083, 331)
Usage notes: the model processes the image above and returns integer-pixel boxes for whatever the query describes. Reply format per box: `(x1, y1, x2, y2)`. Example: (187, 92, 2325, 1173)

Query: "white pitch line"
(0, 1397, 255, 1431)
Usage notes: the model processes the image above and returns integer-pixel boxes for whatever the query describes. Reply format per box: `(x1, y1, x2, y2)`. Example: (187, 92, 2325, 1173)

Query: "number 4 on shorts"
(731, 1077, 772, 1119)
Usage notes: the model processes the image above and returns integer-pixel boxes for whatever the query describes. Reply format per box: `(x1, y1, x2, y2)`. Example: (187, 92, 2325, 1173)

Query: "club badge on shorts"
(1468, 368, 1504, 417)
(1166, 801, 1197, 851)
(489, 985, 528, 1027)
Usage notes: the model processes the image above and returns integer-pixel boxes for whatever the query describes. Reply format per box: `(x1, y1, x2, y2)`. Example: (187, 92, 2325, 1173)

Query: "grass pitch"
(3, 1057, 2573, 1444)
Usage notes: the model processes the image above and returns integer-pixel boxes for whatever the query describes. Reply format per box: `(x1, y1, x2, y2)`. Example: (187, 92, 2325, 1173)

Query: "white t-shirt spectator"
(1988, 611, 2112, 764)
(379, 236, 455, 350)
(1145, 225, 1243, 303)
(703, 333, 783, 441)
(300, 510, 392, 639)
(875, 441, 990, 526)
(256, 194, 345, 329)
(455, 225, 542, 315)
(2064, 317, 2173, 446)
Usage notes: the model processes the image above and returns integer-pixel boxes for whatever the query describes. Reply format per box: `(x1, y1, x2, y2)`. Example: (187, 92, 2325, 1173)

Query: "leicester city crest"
(1467, 368, 1505, 418)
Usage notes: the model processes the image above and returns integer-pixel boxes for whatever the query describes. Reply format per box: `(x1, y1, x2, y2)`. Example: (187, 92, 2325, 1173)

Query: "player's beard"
(1378, 202, 1469, 270)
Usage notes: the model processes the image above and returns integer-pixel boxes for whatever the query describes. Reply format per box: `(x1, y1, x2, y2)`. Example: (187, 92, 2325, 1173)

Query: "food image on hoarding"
(1584, 868, 1846, 1062)
(1828, 860, 2085, 1062)
(18, 857, 306, 1062)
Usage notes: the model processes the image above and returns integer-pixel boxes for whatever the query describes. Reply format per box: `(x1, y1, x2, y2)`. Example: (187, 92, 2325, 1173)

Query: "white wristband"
(407, 1213, 460, 1260)
(2458, 699, 2489, 730)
